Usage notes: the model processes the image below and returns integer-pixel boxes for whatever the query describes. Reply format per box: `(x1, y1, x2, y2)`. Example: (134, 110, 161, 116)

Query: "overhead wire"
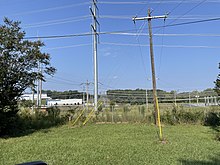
(103, 32, 220, 37)
(98, 1, 215, 5)
(99, 15, 220, 20)
(167, 0, 186, 15)
(47, 79, 80, 86)
(101, 63, 122, 90)
(99, 1, 150, 5)
(153, 0, 163, 12)
(157, 19, 166, 79)
(154, 0, 207, 34)
(24, 32, 92, 40)
(163, 17, 220, 28)
(134, 21, 148, 77)
(46, 79, 80, 86)
(45, 43, 91, 51)
(167, 0, 208, 26)
(100, 42, 220, 49)
(136, 21, 148, 39)
(100, 15, 220, 21)
(23, 16, 90, 28)
(52, 76, 82, 84)
(45, 75, 82, 86)
(5, 2, 90, 16)
(99, 15, 133, 19)
(23, 16, 220, 40)
(135, 1, 149, 16)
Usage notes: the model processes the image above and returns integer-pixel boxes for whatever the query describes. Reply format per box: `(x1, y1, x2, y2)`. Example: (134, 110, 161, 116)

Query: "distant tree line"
(106, 88, 218, 105)
(42, 90, 83, 99)
(41, 88, 218, 104)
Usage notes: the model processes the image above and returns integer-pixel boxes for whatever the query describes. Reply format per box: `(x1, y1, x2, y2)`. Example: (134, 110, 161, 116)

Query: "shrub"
(47, 107, 61, 120)
(204, 112, 220, 126)
(161, 111, 175, 125)
(19, 100, 33, 108)
(0, 107, 68, 137)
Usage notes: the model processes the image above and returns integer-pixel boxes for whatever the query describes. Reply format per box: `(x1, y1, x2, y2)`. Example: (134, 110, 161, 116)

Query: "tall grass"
(16, 103, 219, 133)
(72, 104, 220, 126)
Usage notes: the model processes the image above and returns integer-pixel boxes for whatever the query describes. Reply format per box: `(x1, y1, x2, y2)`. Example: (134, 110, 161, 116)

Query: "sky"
(0, 0, 220, 94)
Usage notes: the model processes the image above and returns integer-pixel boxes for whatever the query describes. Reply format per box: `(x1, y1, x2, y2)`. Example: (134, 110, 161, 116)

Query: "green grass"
(0, 124, 220, 165)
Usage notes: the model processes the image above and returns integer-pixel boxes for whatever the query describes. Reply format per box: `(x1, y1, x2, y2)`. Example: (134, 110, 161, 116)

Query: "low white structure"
(47, 99, 82, 106)
(21, 93, 51, 100)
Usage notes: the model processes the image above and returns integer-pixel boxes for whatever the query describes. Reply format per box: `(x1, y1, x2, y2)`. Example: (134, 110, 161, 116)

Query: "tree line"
(106, 88, 218, 104)
(42, 90, 83, 99)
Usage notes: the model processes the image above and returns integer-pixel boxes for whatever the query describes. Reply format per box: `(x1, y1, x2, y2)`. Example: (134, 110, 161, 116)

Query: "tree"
(214, 63, 220, 96)
(0, 18, 55, 135)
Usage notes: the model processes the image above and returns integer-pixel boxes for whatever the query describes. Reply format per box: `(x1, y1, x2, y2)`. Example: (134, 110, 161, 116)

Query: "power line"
(99, 61, 124, 91)
(24, 17, 220, 40)
(153, 0, 163, 12)
(45, 75, 82, 85)
(136, 21, 148, 39)
(23, 16, 90, 28)
(154, 0, 207, 33)
(100, 15, 220, 20)
(4, 2, 90, 16)
(167, 0, 208, 25)
(134, 21, 148, 77)
(46, 79, 80, 86)
(158, 21, 166, 79)
(100, 15, 133, 19)
(99, 1, 150, 5)
(108, 32, 220, 37)
(52, 76, 82, 84)
(100, 42, 220, 49)
(98, 1, 216, 5)
(25, 16, 90, 26)
(135, 1, 149, 16)
(167, 0, 186, 15)
(164, 17, 220, 27)
(45, 43, 91, 50)
(24, 32, 92, 40)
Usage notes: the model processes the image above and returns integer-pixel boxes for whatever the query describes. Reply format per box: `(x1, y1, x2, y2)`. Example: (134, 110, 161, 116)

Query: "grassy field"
(0, 124, 220, 165)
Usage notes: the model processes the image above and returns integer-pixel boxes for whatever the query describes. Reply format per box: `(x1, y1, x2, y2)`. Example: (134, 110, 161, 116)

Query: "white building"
(21, 93, 51, 100)
(47, 99, 82, 106)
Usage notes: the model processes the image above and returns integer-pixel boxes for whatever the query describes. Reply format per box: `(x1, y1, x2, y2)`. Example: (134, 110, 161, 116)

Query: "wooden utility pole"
(133, 9, 167, 140)
(147, 9, 158, 124)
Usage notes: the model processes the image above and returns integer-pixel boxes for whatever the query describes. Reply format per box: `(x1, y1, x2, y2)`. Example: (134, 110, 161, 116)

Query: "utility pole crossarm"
(132, 15, 167, 21)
